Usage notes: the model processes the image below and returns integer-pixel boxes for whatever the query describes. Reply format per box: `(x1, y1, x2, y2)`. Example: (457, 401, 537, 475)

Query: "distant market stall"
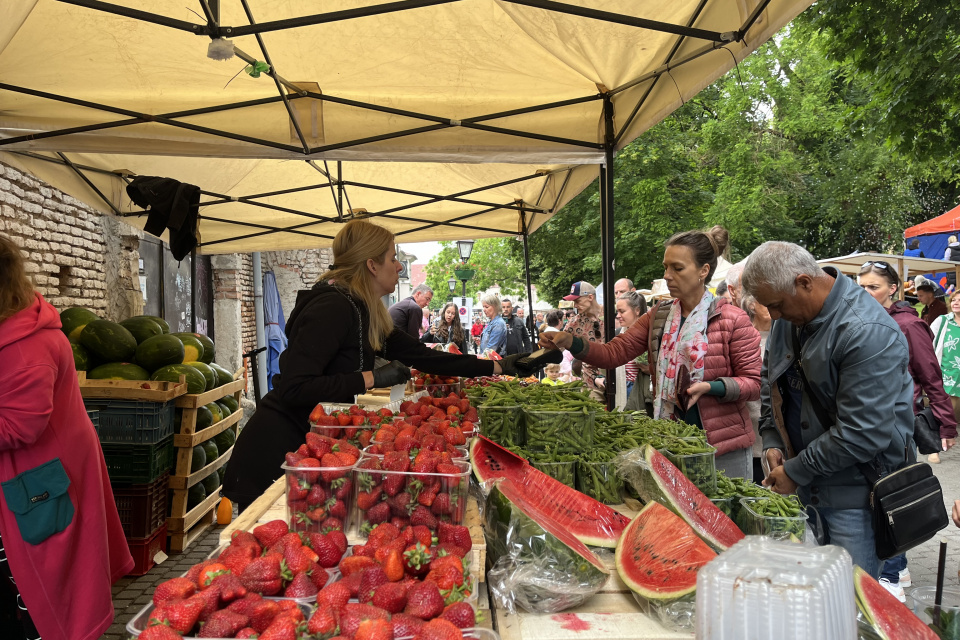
(817, 251, 960, 299)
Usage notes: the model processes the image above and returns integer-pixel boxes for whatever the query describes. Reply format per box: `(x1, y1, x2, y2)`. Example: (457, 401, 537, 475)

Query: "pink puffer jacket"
(579, 297, 761, 455)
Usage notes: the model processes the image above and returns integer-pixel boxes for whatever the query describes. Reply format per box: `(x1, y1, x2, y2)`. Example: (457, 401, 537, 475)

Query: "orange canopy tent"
(904, 203, 960, 238)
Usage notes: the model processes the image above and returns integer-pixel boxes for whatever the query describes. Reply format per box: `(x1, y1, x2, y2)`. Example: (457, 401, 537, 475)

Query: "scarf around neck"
(654, 289, 714, 419)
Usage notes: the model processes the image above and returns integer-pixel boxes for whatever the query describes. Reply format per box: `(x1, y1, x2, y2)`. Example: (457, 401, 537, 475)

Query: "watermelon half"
(633, 446, 743, 552)
(854, 566, 938, 640)
(471, 436, 631, 547)
(615, 501, 716, 601)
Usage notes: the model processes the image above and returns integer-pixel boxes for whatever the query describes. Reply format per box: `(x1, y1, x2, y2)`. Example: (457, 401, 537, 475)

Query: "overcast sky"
(400, 241, 444, 265)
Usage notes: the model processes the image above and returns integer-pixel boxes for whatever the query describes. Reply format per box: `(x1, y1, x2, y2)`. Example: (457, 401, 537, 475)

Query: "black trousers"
(0, 529, 41, 640)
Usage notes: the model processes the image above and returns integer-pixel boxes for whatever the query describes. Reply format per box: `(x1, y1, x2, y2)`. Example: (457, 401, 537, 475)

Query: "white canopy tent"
(1, 0, 813, 253)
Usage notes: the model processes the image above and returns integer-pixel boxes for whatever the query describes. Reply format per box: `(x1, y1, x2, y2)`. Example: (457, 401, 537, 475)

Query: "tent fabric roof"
(0, 0, 813, 253)
(817, 252, 960, 278)
(904, 203, 960, 238)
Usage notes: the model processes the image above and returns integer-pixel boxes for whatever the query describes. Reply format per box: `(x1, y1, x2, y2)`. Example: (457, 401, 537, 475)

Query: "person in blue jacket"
(479, 294, 507, 355)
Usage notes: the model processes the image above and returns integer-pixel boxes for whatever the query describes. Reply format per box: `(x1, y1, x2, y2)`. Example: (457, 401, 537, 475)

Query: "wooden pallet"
(78, 371, 188, 402)
(166, 372, 245, 553)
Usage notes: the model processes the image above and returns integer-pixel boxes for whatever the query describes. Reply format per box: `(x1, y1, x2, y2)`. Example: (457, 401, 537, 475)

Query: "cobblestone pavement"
(905, 450, 960, 593)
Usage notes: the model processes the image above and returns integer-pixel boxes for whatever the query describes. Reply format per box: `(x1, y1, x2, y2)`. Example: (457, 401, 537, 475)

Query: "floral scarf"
(654, 289, 714, 420)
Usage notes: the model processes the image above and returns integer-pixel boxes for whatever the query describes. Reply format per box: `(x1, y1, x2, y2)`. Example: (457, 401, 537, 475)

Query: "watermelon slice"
(855, 566, 938, 640)
(485, 478, 608, 611)
(631, 446, 743, 551)
(615, 501, 716, 601)
(471, 436, 631, 547)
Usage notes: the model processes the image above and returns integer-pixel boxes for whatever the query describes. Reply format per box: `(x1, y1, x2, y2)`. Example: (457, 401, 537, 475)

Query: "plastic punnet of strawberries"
(309, 404, 396, 448)
(283, 433, 361, 533)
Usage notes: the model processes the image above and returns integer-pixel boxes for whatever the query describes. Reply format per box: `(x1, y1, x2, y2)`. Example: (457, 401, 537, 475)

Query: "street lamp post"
(454, 240, 476, 310)
(447, 276, 457, 302)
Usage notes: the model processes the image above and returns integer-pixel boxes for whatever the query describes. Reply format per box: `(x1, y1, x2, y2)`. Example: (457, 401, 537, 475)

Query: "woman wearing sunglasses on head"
(858, 260, 957, 602)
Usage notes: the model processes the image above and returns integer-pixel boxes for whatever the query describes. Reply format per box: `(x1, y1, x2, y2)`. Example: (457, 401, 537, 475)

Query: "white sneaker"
(899, 568, 912, 588)
(879, 578, 906, 603)
(929, 452, 942, 464)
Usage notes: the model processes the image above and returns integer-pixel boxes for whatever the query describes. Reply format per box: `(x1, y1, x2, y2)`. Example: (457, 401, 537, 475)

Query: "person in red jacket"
(540, 226, 761, 478)
(0, 233, 133, 640)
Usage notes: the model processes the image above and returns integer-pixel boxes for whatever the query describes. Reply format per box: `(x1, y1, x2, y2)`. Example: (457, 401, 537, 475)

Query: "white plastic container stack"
(696, 537, 856, 640)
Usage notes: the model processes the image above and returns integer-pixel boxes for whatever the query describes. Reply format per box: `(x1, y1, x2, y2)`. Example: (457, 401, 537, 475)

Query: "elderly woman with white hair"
(479, 294, 508, 355)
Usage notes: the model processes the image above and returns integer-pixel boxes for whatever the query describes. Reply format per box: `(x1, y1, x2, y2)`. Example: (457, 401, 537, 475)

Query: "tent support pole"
(54, 0, 202, 33)
(199, 215, 334, 240)
(520, 205, 537, 341)
(341, 180, 546, 213)
(601, 95, 617, 410)
(55, 152, 121, 215)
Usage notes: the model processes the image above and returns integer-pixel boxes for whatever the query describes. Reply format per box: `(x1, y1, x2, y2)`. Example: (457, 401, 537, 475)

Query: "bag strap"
(790, 326, 881, 486)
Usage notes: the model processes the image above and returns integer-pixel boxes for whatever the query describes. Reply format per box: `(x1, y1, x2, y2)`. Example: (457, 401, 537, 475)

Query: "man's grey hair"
(412, 284, 433, 296)
(481, 294, 502, 314)
(741, 242, 825, 295)
(739, 292, 757, 320)
(725, 263, 745, 288)
(615, 278, 634, 289)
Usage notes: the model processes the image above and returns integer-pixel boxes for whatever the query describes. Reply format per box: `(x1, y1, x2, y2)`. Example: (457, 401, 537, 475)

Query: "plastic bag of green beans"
(576, 455, 623, 505)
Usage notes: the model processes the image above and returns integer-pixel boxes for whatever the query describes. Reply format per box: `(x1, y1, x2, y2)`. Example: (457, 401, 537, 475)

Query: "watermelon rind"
(485, 479, 608, 612)
(854, 567, 938, 640)
(79, 319, 138, 363)
(60, 307, 99, 343)
(615, 501, 716, 601)
(627, 446, 743, 552)
(135, 334, 186, 372)
(471, 436, 631, 548)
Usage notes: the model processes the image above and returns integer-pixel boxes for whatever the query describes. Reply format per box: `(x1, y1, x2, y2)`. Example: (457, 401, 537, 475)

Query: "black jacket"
(420, 324, 468, 355)
(223, 283, 494, 506)
(502, 313, 531, 355)
(388, 296, 423, 339)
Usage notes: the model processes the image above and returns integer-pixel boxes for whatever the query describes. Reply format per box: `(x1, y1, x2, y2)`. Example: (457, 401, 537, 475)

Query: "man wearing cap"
(917, 280, 948, 325)
(562, 282, 606, 401)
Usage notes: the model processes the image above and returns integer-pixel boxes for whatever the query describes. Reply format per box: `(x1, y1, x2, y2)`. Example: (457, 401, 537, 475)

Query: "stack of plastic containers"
(696, 537, 856, 639)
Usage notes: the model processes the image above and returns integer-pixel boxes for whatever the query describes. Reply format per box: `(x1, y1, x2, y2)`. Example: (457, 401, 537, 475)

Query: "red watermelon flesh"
(855, 567, 938, 640)
(471, 436, 631, 547)
(639, 446, 743, 551)
(615, 501, 716, 600)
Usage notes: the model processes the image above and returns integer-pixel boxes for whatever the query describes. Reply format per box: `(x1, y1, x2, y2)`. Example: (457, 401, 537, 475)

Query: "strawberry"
(436, 542, 467, 559)
(235, 629, 258, 639)
(197, 609, 249, 638)
(333, 476, 354, 499)
(418, 618, 464, 640)
(435, 463, 461, 475)
(367, 522, 400, 549)
(258, 615, 300, 640)
(372, 581, 409, 614)
(383, 451, 410, 472)
(334, 440, 361, 459)
(431, 492, 454, 515)
(321, 516, 344, 532)
(139, 626, 183, 640)
(297, 443, 312, 457)
(351, 413, 366, 426)
(430, 553, 463, 576)
(391, 516, 411, 530)
(327, 529, 348, 554)
(276, 599, 306, 622)
(306, 432, 334, 458)
(230, 529, 262, 551)
(246, 599, 282, 633)
(410, 505, 439, 529)
(283, 571, 319, 598)
(192, 583, 222, 622)
(153, 577, 197, 606)
(440, 602, 475, 629)
(366, 501, 391, 524)
(358, 486, 384, 511)
(402, 542, 434, 577)
(354, 543, 377, 557)
(438, 522, 472, 553)
(163, 593, 206, 634)
(355, 618, 394, 640)
(307, 532, 344, 568)
(253, 520, 289, 548)
(307, 562, 331, 589)
(240, 555, 287, 596)
(321, 453, 348, 482)
(285, 450, 305, 467)
(411, 525, 433, 548)
(306, 483, 327, 507)
(296, 458, 322, 484)
(284, 543, 312, 574)
(414, 483, 440, 508)
(339, 554, 378, 577)
(225, 592, 262, 615)
(307, 604, 339, 638)
(427, 566, 465, 599)
(358, 565, 389, 603)
(317, 580, 352, 612)
(337, 412, 352, 426)
(326, 497, 348, 520)
(404, 580, 446, 620)
(392, 613, 426, 637)
(342, 571, 363, 598)
(339, 603, 390, 638)
(388, 492, 414, 517)
(208, 572, 248, 602)
(287, 473, 310, 500)
(269, 531, 304, 557)
(382, 548, 406, 582)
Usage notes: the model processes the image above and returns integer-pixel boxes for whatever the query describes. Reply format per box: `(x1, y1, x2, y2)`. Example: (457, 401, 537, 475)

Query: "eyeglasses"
(861, 260, 897, 277)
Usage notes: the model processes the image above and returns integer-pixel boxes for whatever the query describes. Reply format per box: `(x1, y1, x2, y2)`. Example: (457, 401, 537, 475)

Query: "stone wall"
(263, 247, 334, 322)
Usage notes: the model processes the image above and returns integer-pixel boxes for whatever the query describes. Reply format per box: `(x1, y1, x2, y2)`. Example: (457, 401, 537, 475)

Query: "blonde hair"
(0, 234, 34, 323)
(319, 220, 395, 351)
(544, 363, 561, 374)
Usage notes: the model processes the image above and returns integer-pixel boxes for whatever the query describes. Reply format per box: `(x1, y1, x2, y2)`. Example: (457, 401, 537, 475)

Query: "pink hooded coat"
(0, 293, 132, 640)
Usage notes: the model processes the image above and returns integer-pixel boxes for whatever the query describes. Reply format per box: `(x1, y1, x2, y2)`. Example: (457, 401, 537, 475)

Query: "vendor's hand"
(953, 500, 960, 528)
(372, 360, 411, 388)
(761, 448, 784, 478)
(685, 381, 710, 409)
(762, 464, 798, 495)
(498, 353, 528, 377)
(539, 331, 572, 351)
(944, 438, 956, 452)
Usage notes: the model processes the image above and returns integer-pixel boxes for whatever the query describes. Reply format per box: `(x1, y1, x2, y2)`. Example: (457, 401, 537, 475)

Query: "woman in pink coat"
(0, 234, 132, 640)
(541, 226, 762, 478)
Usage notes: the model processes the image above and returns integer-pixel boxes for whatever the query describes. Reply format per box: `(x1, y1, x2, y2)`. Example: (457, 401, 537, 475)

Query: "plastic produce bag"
(483, 478, 608, 614)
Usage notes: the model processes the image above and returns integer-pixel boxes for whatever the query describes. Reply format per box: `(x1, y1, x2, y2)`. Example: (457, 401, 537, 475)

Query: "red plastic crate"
(126, 523, 167, 576)
(112, 472, 170, 539)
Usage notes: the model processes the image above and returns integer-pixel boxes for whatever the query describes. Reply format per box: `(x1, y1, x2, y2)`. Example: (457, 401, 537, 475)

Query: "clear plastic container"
(127, 600, 315, 637)
(361, 443, 468, 461)
(352, 458, 471, 535)
(908, 586, 960, 638)
(309, 423, 376, 447)
(477, 404, 525, 446)
(282, 461, 357, 533)
(696, 537, 856, 640)
(415, 380, 462, 398)
(737, 496, 808, 541)
(575, 459, 623, 504)
(523, 408, 595, 453)
(710, 496, 736, 518)
(397, 628, 499, 640)
(206, 542, 342, 588)
(529, 459, 576, 488)
(660, 445, 717, 495)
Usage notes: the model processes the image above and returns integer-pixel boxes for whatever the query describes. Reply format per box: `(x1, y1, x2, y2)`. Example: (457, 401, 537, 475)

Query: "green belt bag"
(2, 458, 75, 545)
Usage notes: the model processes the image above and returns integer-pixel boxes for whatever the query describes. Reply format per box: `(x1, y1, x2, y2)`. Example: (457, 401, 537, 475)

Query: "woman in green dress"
(930, 291, 960, 453)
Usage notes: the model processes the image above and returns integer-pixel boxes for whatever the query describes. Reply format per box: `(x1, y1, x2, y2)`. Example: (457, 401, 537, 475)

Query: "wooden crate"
(78, 371, 187, 402)
(167, 373, 245, 553)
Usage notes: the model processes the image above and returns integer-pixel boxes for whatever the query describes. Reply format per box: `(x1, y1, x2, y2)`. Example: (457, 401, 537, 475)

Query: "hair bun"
(706, 225, 729, 258)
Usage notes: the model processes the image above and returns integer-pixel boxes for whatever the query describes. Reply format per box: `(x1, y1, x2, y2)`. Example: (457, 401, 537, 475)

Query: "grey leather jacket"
(759, 268, 915, 509)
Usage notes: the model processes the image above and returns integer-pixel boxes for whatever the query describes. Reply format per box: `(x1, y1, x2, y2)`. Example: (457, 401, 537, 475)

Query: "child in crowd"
(541, 363, 562, 385)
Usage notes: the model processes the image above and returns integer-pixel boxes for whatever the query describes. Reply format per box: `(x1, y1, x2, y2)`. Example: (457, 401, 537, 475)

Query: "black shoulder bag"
(791, 327, 948, 560)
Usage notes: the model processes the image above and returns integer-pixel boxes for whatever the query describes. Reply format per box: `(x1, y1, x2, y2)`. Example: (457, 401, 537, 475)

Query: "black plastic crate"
(84, 399, 175, 445)
(86, 408, 99, 432)
(112, 472, 170, 539)
(101, 436, 174, 484)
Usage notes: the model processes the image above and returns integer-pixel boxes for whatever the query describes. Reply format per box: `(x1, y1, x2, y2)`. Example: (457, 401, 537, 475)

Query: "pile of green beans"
(529, 453, 578, 488)
(477, 404, 525, 446)
(576, 450, 623, 504)
(662, 445, 717, 495)
(524, 405, 596, 453)
(739, 495, 806, 539)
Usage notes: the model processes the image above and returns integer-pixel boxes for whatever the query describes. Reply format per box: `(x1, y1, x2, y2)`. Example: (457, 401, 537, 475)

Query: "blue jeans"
(625, 381, 635, 398)
(880, 554, 907, 582)
(805, 503, 880, 578)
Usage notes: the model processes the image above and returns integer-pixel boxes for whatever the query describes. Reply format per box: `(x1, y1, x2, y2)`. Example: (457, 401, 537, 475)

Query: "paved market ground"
(100, 452, 960, 639)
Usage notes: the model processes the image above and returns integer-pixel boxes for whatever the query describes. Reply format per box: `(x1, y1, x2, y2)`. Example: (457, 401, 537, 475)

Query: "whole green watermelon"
(88, 362, 150, 381)
(136, 334, 185, 372)
(213, 428, 236, 454)
(152, 364, 206, 394)
(79, 320, 137, 362)
(71, 342, 91, 372)
(131, 314, 170, 333)
(60, 307, 99, 343)
(210, 363, 234, 387)
(185, 361, 217, 391)
(119, 317, 164, 344)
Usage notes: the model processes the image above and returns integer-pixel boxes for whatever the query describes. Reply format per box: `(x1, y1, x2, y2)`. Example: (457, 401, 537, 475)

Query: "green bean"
(576, 451, 623, 504)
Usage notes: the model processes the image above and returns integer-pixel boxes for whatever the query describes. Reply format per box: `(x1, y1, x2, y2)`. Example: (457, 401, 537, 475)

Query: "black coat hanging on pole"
(126, 176, 201, 260)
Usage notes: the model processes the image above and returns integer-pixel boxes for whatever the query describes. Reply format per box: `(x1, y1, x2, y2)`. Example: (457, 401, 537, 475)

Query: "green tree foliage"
(423, 238, 525, 307)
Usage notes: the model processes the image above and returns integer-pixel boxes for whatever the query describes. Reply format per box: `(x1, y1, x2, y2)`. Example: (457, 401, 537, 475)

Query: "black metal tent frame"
(2, 0, 772, 407)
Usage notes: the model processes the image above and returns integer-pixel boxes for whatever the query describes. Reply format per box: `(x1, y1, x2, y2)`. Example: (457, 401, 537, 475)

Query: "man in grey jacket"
(741, 242, 915, 577)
